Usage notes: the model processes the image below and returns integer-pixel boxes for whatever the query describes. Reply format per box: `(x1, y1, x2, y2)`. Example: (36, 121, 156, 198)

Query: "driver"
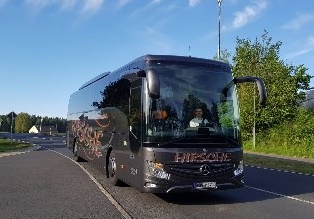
(189, 108, 209, 128)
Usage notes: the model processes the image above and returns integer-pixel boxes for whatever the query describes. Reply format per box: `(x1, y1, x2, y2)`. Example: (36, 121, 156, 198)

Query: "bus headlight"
(147, 161, 170, 180)
(234, 160, 244, 176)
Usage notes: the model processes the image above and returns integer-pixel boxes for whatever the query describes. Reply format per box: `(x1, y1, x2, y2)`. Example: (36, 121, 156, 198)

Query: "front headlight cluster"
(147, 161, 170, 180)
(234, 160, 244, 176)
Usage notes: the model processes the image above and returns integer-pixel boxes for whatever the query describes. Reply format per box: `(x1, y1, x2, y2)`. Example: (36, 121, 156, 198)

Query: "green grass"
(244, 140, 314, 159)
(0, 138, 31, 152)
(243, 134, 314, 175)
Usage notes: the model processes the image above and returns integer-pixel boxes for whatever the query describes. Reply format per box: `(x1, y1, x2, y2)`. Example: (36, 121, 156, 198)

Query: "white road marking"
(245, 185, 314, 205)
(246, 165, 314, 177)
(43, 147, 132, 219)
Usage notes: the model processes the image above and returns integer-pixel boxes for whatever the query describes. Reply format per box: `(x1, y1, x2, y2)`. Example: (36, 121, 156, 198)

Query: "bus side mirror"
(137, 68, 160, 99)
(220, 76, 267, 107)
(234, 76, 267, 106)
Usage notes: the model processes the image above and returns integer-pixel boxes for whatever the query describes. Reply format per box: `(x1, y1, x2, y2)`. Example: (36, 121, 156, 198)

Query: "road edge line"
(245, 185, 314, 205)
(43, 147, 132, 219)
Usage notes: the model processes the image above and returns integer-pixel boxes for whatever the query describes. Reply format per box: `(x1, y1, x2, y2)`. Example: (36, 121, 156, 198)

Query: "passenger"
(153, 109, 167, 120)
(189, 108, 209, 128)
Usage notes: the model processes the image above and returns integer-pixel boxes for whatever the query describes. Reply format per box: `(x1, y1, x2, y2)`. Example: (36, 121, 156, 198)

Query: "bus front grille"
(167, 163, 235, 179)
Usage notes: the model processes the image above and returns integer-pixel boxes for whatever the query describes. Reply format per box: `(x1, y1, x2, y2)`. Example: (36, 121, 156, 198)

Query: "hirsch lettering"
(175, 152, 231, 163)
(72, 120, 103, 159)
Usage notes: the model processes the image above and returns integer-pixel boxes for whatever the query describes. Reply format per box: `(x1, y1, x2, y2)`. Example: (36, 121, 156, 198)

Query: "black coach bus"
(66, 55, 266, 193)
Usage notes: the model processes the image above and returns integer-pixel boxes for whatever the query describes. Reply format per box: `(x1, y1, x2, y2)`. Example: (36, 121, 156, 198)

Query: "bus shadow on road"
(155, 186, 294, 205)
(156, 190, 243, 205)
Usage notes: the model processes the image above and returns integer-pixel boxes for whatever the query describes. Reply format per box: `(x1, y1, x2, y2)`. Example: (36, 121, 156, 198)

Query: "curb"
(244, 151, 314, 165)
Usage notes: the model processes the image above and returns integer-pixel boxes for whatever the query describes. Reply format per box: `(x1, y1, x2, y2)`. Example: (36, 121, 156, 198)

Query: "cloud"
(131, 0, 162, 18)
(141, 27, 173, 53)
(232, 0, 268, 29)
(25, 0, 104, 15)
(309, 36, 314, 46)
(81, 0, 104, 14)
(286, 36, 314, 59)
(282, 14, 314, 30)
(25, 0, 52, 10)
(152, 0, 161, 4)
(117, 0, 132, 9)
(189, 0, 200, 8)
(0, 0, 11, 8)
(164, 4, 179, 13)
(60, 0, 78, 11)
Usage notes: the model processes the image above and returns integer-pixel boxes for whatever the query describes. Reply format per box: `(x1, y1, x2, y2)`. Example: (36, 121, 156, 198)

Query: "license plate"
(194, 182, 216, 189)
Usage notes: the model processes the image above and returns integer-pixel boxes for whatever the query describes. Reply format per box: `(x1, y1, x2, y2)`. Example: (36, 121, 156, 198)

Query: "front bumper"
(142, 174, 244, 193)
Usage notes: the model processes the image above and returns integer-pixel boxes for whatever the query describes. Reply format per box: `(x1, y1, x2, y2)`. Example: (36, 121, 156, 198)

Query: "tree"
(15, 113, 32, 133)
(1, 113, 67, 133)
(0, 115, 10, 132)
(213, 49, 232, 64)
(232, 31, 312, 139)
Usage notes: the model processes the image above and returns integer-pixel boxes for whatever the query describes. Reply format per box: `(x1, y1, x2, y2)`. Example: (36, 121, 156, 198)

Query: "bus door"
(126, 79, 143, 186)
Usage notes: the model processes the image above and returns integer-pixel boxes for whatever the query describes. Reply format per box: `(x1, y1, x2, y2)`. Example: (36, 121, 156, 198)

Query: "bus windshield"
(143, 60, 240, 144)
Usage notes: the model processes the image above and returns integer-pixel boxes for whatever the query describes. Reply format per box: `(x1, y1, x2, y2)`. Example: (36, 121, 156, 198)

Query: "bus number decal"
(131, 167, 138, 175)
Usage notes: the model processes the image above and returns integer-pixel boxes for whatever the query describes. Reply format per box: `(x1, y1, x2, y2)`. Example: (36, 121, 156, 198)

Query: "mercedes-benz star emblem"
(200, 164, 210, 175)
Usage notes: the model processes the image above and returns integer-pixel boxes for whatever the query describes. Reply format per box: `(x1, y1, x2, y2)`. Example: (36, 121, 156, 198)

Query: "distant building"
(299, 90, 314, 110)
(29, 125, 58, 134)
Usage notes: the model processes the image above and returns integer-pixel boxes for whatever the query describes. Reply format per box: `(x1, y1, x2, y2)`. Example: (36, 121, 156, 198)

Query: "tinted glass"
(143, 61, 240, 143)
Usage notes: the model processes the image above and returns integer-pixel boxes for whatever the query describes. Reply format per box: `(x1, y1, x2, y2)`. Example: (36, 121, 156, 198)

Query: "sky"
(1, 0, 314, 118)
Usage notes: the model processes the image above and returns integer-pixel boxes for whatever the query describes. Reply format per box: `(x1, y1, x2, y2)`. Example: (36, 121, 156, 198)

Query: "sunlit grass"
(0, 138, 31, 152)
(243, 135, 314, 175)
(244, 140, 314, 159)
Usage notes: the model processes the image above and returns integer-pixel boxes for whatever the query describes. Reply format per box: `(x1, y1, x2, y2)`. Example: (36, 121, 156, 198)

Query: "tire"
(107, 152, 120, 186)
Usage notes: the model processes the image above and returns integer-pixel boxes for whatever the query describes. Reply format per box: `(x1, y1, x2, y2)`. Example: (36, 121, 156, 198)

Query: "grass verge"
(244, 153, 314, 175)
(0, 138, 31, 152)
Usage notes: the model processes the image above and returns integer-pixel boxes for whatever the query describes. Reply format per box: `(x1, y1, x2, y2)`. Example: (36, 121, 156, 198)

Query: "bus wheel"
(108, 152, 119, 186)
(73, 142, 83, 162)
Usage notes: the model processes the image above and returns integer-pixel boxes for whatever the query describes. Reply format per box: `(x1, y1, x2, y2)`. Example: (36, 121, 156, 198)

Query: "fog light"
(145, 182, 157, 188)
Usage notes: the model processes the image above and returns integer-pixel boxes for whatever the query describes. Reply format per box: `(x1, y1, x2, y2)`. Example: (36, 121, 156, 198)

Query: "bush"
(244, 108, 314, 158)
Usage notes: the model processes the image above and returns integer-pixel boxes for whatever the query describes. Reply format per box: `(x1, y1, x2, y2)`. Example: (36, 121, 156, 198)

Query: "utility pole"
(10, 111, 13, 140)
(40, 118, 43, 133)
(217, 0, 222, 61)
(253, 84, 256, 148)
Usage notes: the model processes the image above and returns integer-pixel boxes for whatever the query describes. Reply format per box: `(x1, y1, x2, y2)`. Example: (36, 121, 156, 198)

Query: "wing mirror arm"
(220, 76, 267, 106)
(234, 76, 267, 106)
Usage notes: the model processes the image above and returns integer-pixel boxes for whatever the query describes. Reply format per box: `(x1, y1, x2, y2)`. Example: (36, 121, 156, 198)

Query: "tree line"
(0, 112, 67, 133)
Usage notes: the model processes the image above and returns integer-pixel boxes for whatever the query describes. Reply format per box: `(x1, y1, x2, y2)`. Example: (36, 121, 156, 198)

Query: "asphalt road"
(1, 133, 314, 219)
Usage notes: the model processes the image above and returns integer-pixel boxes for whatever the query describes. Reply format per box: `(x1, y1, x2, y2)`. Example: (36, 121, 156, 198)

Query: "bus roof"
(79, 72, 110, 90)
(134, 54, 229, 67)
(77, 55, 230, 90)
